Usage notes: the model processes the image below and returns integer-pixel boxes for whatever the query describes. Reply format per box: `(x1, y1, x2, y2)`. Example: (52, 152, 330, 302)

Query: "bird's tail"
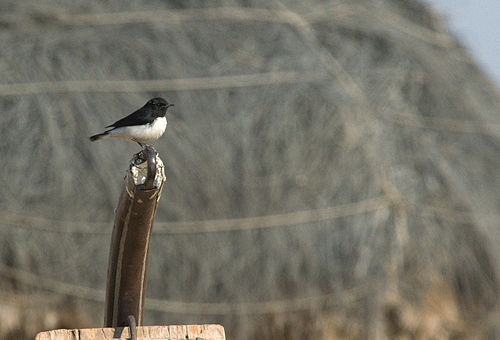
(89, 132, 109, 142)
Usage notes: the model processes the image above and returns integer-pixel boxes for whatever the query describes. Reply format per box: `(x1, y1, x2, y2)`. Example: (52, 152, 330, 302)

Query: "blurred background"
(1, 0, 499, 339)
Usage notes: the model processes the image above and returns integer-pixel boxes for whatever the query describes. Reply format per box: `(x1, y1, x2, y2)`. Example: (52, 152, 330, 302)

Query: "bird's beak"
(168, 104, 174, 108)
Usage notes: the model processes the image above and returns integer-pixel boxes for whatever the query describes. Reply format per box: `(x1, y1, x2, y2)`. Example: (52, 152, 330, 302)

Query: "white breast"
(109, 117, 167, 142)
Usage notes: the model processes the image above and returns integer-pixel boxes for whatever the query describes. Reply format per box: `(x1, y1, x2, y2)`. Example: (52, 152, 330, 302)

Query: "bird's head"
(146, 97, 174, 117)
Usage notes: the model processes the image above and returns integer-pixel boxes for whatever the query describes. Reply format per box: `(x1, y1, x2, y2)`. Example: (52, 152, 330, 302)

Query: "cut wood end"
(36, 324, 225, 340)
(129, 152, 165, 188)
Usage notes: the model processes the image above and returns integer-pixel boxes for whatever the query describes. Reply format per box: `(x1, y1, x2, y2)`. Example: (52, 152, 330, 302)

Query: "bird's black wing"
(106, 107, 154, 128)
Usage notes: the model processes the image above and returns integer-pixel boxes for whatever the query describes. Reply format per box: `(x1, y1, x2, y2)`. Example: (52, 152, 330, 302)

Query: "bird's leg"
(132, 141, 147, 166)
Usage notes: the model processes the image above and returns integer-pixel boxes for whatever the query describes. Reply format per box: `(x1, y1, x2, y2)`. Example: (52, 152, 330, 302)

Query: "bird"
(90, 97, 174, 148)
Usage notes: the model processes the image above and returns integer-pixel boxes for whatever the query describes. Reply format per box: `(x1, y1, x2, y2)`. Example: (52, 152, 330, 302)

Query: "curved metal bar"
(144, 146, 157, 190)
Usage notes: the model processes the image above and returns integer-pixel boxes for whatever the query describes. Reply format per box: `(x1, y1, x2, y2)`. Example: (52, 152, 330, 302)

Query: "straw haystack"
(0, 0, 499, 338)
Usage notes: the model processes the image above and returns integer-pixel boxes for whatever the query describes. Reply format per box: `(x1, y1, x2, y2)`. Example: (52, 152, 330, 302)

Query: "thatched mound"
(1, 0, 499, 338)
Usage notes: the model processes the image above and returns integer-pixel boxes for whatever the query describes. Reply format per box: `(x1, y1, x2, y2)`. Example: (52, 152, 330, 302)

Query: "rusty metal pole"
(104, 146, 166, 327)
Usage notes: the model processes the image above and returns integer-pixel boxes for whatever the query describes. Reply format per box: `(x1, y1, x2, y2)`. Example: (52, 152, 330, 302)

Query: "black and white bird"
(90, 97, 174, 147)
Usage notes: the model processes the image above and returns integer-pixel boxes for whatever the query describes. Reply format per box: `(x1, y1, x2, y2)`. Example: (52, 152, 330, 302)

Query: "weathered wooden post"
(36, 147, 225, 340)
(104, 146, 165, 328)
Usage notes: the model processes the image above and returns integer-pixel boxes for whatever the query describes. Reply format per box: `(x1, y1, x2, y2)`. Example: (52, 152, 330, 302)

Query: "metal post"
(104, 146, 166, 327)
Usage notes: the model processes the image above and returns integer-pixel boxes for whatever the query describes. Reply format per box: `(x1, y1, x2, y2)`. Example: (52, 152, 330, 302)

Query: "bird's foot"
(132, 142, 157, 167)
(136, 141, 155, 150)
